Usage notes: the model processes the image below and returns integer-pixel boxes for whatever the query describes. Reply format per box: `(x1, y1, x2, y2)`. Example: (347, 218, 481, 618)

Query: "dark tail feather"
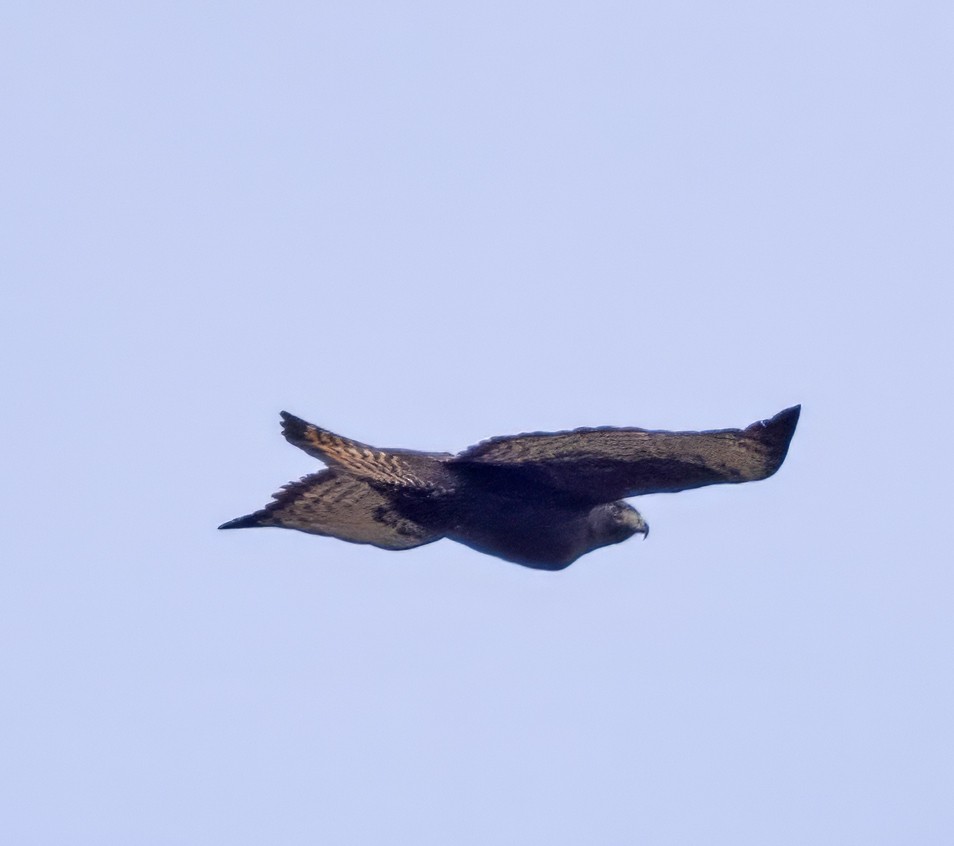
(280, 410, 309, 443)
(218, 511, 271, 530)
(279, 410, 345, 462)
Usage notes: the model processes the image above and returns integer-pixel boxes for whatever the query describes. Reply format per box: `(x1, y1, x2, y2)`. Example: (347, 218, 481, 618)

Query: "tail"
(280, 411, 325, 457)
(279, 411, 378, 467)
(278, 411, 443, 488)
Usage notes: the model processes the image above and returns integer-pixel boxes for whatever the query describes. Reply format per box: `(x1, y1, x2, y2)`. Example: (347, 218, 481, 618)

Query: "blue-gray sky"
(3, 2, 952, 843)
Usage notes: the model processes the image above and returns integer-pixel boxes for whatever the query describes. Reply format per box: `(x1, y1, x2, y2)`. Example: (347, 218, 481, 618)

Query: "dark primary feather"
(219, 405, 800, 568)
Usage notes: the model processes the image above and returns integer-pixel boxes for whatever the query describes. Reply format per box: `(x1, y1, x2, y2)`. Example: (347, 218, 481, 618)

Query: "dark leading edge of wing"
(450, 405, 800, 503)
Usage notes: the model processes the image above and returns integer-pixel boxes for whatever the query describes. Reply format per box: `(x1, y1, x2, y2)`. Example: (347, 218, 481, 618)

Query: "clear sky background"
(3, 2, 952, 843)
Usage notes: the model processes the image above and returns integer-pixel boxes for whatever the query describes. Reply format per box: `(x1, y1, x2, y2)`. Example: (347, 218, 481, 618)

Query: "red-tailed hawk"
(220, 406, 800, 569)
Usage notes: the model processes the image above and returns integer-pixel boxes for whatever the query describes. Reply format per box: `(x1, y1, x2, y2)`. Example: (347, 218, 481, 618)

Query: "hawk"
(220, 406, 800, 570)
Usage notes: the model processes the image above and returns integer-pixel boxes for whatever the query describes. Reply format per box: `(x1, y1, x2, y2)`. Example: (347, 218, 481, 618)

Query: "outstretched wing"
(451, 406, 800, 502)
(219, 469, 442, 550)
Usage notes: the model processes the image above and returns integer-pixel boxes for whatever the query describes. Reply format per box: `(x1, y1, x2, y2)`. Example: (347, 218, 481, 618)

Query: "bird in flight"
(220, 406, 800, 569)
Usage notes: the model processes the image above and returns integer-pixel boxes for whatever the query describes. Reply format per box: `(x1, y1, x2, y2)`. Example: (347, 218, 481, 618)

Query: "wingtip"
(218, 513, 265, 530)
(747, 404, 800, 477)
(774, 404, 801, 433)
(749, 405, 800, 436)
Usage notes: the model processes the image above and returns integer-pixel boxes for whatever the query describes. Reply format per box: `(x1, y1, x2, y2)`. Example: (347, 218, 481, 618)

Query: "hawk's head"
(587, 501, 649, 551)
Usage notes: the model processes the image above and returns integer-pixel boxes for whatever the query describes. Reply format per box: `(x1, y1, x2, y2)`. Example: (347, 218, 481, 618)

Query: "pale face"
(587, 501, 649, 550)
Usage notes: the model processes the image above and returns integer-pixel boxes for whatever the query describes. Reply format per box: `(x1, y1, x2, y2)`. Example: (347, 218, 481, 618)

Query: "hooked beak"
(624, 509, 649, 539)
